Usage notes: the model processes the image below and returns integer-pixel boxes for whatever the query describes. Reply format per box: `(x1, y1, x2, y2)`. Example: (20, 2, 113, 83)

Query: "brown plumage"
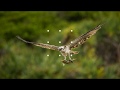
(69, 24, 103, 49)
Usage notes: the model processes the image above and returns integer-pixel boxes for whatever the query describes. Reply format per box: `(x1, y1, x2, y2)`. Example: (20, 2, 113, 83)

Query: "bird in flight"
(16, 23, 103, 65)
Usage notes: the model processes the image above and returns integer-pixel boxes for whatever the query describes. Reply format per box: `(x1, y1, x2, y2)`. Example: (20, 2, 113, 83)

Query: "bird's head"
(58, 46, 65, 51)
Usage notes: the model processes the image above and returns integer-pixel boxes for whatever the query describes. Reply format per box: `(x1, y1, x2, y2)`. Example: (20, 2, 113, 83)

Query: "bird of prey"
(16, 23, 103, 65)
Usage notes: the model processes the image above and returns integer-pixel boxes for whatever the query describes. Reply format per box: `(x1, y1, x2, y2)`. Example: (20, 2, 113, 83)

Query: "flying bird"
(16, 23, 103, 65)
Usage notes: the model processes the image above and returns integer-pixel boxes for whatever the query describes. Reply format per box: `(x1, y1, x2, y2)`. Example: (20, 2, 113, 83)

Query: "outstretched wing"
(69, 24, 103, 49)
(16, 36, 59, 51)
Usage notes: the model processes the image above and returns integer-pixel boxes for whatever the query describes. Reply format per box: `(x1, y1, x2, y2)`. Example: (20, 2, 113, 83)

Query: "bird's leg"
(62, 56, 67, 66)
(61, 54, 74, 65)
(61, 56, 66, 62)
(64, 56, 66, 60)
(68, 53, 73, 63)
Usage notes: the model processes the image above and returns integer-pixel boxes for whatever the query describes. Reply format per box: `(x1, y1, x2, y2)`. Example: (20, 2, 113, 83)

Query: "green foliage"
(0, 11, 68, 41)
(0, 11, 120, 78)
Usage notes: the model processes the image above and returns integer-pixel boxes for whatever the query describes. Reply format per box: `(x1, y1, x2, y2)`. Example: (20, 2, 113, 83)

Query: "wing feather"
(69, 24, 103, 49)
(16, 36, 59, 51)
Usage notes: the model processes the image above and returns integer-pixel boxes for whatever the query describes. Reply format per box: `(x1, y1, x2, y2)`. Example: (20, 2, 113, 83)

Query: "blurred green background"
(0, 11, 120, 79)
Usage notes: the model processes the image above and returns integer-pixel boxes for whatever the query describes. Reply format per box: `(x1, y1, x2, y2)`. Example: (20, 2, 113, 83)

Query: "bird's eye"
(61, 48, 63, 50)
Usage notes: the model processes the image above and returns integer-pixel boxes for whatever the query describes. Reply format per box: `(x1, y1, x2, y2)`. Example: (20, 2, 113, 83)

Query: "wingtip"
(16, 35, 20, 38)
(95, 21, 107, 30)
(16, 35, 25, 42)
(16, 35, 21, 40)
(99, 21, 107, 27)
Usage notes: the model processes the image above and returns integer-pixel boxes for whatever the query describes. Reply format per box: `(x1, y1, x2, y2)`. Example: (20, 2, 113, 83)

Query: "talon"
(61, 59, 76, 64)
(61, 60, 69, 64)
(68, 60, 73, 63)
(61, 60, 67, 63)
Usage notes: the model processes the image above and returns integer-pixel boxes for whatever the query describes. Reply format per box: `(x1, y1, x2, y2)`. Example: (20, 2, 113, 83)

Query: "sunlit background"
(0, 11, 120, 79)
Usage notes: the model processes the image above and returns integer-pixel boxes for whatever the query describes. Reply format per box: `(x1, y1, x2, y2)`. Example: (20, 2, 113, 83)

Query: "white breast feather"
(65, 46, 70, 53)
